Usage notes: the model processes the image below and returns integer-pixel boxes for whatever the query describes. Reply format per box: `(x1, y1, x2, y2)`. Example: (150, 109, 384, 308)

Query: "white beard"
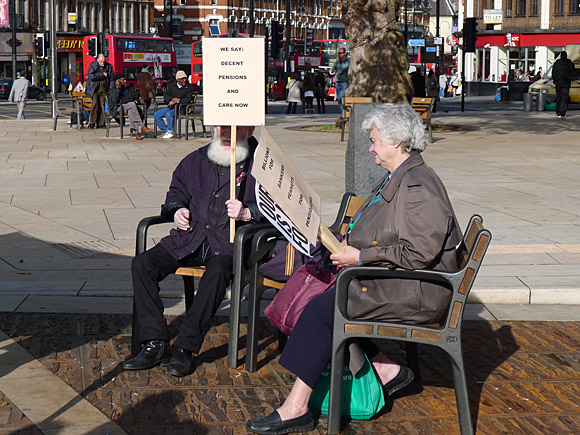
(207, 137, 250, 167)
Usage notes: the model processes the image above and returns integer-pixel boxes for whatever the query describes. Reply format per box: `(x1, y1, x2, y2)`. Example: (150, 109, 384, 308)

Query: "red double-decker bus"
(83, 34, 177, 94)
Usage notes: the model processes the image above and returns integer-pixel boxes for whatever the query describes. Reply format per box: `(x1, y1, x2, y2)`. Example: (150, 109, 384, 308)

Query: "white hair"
(361, 103, 427, 153)
(207, 127, 250, 166)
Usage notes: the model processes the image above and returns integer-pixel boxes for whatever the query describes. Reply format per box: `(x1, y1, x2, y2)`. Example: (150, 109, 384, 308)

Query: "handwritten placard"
(203, 37, 265, 126)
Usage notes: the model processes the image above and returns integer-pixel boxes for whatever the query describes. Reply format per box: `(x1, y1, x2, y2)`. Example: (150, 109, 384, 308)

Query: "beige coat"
(346, 151, 462, 325)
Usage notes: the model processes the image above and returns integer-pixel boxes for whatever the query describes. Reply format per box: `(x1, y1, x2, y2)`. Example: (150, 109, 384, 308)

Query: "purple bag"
(257, 233, 343, 283)
(265, 259, 338, 336)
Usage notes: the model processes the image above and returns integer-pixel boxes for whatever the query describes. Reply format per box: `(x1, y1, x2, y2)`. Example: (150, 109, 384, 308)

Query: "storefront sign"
(505, 33, 521, 47)
(68, 12, 77, 25)
(56, 37, 84, 52)
(446, 35, 459, 46)
(123, 52, 172, 63)
(483, 9, 503, 24)
(434, 37, 443, 45)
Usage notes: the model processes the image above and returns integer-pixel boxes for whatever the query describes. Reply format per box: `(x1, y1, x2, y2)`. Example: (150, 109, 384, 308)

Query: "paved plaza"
(1, 104, 580, 433)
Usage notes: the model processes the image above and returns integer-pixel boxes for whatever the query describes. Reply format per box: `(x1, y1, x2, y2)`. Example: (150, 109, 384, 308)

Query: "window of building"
(506, 0, 513, 17)
(516, 0, 525, 15)
(94, 3, 100, 31)
(17, 0, 25, 28)
(119, 4, 123, 32)
(141, 5, 147, 32)
(111, 4, 117, 31)
(209, 18, 221, 36)
(85, 3, 91, 30)
(571, 0, 580, 14)
(39, 0, 46, 28)
(78, 2, 84, 29)
(172, 18, 182, 39)
(531, 0, 538, 15)
(57, 2, 64, 30)
(126, 4, 131, 32)
(555, 0, 564, 13)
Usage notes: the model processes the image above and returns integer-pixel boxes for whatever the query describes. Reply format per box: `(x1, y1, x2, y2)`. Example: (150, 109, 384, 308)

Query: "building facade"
(462, 0, 580, 86)
(152, 0, 346, 69)
(0, 0, 153, 86)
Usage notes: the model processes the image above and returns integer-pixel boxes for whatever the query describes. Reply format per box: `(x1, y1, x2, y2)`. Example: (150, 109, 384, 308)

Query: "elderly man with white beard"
(123, 125, 262, 377)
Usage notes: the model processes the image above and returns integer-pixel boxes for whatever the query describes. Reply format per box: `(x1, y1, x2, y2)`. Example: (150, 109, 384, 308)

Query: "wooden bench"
(234, 192, 367, 372)
(411, 97, 435, 143)
(327, 214, 491, 435)
(340, 96, 374, 142)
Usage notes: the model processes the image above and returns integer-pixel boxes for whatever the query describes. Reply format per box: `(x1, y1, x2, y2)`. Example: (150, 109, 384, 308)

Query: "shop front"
(0, 33, 33, 80)
(55, 36, 85, 92)
(466, 32, 580, 97)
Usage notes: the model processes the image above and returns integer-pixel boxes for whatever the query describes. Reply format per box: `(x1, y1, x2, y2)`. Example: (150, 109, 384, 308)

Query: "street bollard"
(523, 93, 533, 111)
(537, 93, 546, 111)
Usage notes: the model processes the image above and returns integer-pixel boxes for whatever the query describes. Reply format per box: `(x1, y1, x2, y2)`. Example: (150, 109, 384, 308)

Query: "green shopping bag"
(308, 351, 385, 420)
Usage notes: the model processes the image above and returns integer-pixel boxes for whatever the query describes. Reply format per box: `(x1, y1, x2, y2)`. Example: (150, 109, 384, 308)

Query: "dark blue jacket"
(85, 59, 114, 98)
(160, 137, 261, 260)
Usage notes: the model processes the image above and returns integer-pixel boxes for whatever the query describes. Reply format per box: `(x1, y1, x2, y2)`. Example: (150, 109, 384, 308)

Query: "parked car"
(0, 78, 50, 101)
(529, 47, 580, 104)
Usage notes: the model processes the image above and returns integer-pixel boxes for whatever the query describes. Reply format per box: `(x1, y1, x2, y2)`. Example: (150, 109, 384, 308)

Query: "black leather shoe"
(88, 124, 95, 129)
(166, 346, 194, 377)
(122, 340, 171, 370)
(384, 365, 414, 396)
(246, 410, 315, 434)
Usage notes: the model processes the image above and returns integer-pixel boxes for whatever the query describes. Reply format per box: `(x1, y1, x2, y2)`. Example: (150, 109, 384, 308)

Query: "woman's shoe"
(384, 365, 414, 396)
(246, 410, 315, 435)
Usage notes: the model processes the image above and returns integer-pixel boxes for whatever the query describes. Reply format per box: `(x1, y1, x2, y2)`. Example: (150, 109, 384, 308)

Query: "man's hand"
(330, 245, 360, 268)
(8, 98, 12, 102)
(226, 199, 251, 221)
(174, 207, 191, 231)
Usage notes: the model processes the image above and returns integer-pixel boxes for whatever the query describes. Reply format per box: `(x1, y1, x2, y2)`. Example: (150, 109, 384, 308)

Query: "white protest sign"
(255, 182, 312, 257)
(252, 129, 321, 247)
(202, 37, 265, 126)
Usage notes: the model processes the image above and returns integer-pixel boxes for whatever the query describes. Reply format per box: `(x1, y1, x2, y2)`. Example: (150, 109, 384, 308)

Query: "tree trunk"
(342, 0, 413, 103)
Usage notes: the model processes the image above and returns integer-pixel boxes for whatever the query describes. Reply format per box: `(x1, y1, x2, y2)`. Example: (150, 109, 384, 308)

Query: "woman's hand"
(330, 245, 361, 268)
(174, 207, 190, 231)
(226, 199, 251, 221)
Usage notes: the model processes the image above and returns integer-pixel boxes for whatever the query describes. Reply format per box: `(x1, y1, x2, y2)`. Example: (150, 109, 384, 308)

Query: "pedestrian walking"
(8, 72, 30, 120)
(286, 73, 302, 114)
(426, 69, 438, 112)
(439, 72, 447, 98)
(552, 51, 576, 119)
(303, 74, 316, 115)
(86, 54, 114, 129)
(330, 47, 350, 111)
(450, 71, 461, 97)
(313, 70, 326, 114)
(137, 64, 155, 126)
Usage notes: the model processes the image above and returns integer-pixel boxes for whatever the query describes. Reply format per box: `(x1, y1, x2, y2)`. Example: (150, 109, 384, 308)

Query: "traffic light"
(271, 20, 284, 59)
(44, 31, 50, 57)
(463, 18, 478, 53)
(87, 36, 98, 58)
(305, 28, 315, 54)
(35, 33, 44, 58)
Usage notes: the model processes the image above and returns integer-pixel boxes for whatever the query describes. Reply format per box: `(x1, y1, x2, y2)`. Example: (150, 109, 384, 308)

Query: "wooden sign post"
(202, 37, 265, 242)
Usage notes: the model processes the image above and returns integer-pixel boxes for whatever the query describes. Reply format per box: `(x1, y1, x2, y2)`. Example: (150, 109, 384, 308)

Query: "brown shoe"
(135, 133, 144, 140)
(141, 126, 152, 134)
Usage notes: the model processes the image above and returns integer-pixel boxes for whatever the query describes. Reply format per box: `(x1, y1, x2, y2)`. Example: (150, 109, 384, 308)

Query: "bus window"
(192, 64, 202, 73)
(305, 41, 321, 56)
(157, 40, 169, 52)
(147, 39, 157, 51)
(193, 41, 202, 57)
(123, 66, 140, 81)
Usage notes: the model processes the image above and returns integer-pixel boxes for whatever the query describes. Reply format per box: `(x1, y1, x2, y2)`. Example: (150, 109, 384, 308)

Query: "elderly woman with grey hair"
(247, 103, 462, 435)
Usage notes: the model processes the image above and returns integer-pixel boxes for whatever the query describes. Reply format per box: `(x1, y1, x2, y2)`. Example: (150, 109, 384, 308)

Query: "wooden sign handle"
(318, 224, 344, 255)
(230, 125, 237, 243)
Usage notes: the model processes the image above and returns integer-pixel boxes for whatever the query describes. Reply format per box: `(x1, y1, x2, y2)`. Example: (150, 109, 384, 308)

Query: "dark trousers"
(556, 86, 570, 116)
(131, 242, 233, 353)
(89, 90, 107, 126)
(142, 99, 152, 126)
(279, 287, 379, 389)
(316, 95, 326, 113)
(286, 102, 298, 114)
